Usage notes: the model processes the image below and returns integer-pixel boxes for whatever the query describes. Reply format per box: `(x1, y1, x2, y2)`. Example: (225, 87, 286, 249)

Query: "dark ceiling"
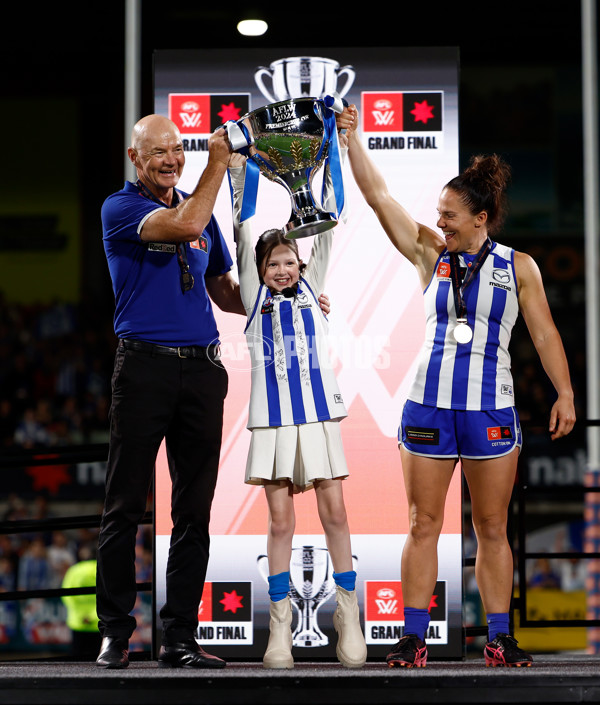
(3, 4, 585, 103)
(0, 2, 591, 302)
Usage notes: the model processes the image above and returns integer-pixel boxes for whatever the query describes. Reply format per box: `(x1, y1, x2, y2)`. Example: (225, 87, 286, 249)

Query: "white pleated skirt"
(245, 420, 349, 492)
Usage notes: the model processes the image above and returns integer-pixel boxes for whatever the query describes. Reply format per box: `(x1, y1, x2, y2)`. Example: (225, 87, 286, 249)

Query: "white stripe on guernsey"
(248, 349, 267, 427)
(408, 242, 519, 411)
(434, 284, 455, 409)
(246, 278, 347, 428)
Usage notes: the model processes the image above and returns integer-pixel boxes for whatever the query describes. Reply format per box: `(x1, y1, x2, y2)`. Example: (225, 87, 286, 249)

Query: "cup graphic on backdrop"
(225, 96, 346, 239)
(255, 56, 355, 103)
(258, 546, 336, 647)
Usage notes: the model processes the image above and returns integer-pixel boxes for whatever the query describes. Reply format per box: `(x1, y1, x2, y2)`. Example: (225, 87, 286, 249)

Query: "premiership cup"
(255, 56, 355, 102)
(257, 546, 336, 647)
(233, 97, 342, 239)
(289, 546, 336, 647)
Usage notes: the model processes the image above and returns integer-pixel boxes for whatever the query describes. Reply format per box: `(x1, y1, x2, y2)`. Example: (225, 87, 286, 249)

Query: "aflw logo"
(179, 111, 203, 129)
(366, 580, 447, 622)
(169, 93, 250, 134)
(375, 599, 399, 614)
(371, 98, 395, 126)
(362, 91, 443, 132)
(372, 111, 395, 125)
(374, 587, 399, 615)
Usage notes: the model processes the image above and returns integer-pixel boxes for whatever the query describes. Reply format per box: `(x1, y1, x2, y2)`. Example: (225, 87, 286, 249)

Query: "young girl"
(228, 155, 367, 670)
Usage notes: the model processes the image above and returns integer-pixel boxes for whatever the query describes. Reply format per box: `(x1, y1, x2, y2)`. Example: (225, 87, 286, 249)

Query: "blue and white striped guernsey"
(230, 162, 347, 429)
(245, 279, 348, 428)
(408, 241, 519, 411)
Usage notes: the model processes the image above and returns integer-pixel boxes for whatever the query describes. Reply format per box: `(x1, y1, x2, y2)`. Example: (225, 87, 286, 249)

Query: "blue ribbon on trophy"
(321, 93, 346, 222)
(223, 93, 346, 239)
(224, 120, 261, 222)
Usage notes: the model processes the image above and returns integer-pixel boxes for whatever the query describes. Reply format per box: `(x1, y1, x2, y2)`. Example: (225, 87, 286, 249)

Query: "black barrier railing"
(0, 510, 153, 605)
(464, 419, 600, 640)
(1, 432, 599, 649)
(515, 481, 600, 629)
(0, 444, 152, 608)
(0, 443, 109, 468)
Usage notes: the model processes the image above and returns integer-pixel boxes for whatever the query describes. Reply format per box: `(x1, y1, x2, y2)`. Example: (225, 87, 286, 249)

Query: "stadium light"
(237, 18, 268, 36)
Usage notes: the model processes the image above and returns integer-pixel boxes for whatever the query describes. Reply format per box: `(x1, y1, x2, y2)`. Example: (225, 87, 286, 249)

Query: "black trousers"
(96, 345, 228, 642)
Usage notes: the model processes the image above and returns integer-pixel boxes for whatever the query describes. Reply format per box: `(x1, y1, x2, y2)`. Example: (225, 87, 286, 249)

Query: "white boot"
(263, 597, 294, 669)
(333, 586, 367, 668)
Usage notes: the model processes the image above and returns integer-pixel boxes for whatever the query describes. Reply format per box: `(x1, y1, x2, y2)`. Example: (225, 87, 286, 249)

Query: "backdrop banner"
(153, 46, 461, 660)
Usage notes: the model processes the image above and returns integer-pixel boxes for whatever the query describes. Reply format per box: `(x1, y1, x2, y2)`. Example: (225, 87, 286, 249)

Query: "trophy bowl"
(254, 56, 356, 103)
(237, 98, 338, 239)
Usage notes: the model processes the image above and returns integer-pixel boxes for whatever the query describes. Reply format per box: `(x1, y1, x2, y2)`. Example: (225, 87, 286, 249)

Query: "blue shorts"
(398, 400, 522, 460)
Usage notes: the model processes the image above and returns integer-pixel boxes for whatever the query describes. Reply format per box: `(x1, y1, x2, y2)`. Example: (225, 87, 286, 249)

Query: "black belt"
(119, 338, 220, 361)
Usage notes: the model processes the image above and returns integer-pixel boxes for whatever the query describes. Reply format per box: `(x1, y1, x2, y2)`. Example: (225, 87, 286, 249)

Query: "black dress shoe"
(157, 639, 226, 669)
(96, 636, 129, 669)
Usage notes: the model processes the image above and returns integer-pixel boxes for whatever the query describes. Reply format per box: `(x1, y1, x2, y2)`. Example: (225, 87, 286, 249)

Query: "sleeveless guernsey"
(407, 241, 519, 411)
(245, 278, 348, 428)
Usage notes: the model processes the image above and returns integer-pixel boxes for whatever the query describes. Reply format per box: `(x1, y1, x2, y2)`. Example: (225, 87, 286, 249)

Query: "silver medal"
(453, 320, 473, 344)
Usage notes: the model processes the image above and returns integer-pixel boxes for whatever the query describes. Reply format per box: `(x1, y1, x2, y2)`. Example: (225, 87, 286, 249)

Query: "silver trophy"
(257, 546, 336, 647)
(289, 546, 336, 647)
(229, 97, 344, 239)
(255, 56, 355, 102)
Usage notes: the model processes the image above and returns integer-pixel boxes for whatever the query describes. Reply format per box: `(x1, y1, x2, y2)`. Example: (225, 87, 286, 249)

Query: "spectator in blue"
(528, 558, 561, 590)
(18, 538, 50, 591)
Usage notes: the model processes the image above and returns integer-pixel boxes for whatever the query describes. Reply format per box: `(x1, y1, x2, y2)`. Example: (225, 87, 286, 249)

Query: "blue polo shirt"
(101, 181, 233, 347)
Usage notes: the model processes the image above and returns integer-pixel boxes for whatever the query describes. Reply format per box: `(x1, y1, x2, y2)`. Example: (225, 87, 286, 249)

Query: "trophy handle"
(256, 554, 270, 582)
(336, 66, 356, 98)
(254, 67, 277, 103)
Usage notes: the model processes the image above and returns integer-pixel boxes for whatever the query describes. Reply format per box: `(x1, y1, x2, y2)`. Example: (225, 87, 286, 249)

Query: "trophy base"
(284, 212, 337, 240)
(293, 630, 329, 648)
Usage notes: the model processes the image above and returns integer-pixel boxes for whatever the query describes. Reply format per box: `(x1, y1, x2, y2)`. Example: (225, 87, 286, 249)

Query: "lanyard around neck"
(448, 238, 492, 319)
(135, 179, 179, 208)
(135, 180, 194, 294)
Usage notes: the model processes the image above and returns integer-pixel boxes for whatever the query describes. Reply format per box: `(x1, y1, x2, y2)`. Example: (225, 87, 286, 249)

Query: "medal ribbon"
(448, 237, 492, 320)
(136, 180, 194, 294)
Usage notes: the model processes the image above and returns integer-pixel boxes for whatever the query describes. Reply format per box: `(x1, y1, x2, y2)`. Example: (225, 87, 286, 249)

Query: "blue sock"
(486, 612, 509, 642)
(403, 607, 430, 641)
(267, 571, 290, 602)
(333, 570, 357, 592)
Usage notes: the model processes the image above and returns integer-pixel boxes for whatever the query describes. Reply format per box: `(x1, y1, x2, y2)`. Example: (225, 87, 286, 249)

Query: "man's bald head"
(130, 114, 181, 152)
(127, 114, 185, 202)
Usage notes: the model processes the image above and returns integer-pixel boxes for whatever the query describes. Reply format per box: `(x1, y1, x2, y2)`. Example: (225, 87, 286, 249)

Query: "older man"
(96, 115, 243, 669)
